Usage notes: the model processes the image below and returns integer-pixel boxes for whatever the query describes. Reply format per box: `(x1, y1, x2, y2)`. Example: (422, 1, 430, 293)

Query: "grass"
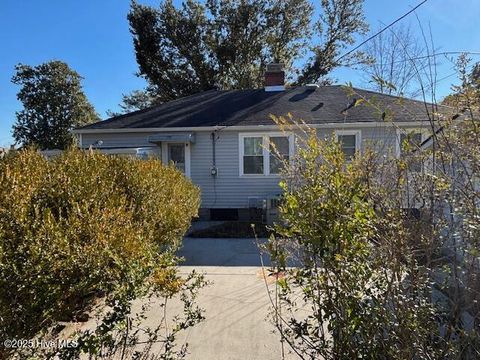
(188, 221, 273, 238)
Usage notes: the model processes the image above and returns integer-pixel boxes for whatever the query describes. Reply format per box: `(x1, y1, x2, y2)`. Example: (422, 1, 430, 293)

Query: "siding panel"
(81, 133, 154, 148)
(190, 131, 283, 208)
(78, 125, 422, 208)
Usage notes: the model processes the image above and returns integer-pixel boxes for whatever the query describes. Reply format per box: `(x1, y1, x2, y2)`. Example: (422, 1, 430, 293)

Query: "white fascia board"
(72, 121, 435, 135)
(265, 85, 286, 92)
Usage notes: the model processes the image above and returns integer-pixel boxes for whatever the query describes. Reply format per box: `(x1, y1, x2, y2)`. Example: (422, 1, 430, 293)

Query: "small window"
(399, 132, 423, 157)
(168, 143, 185, 173)
(336, 131, 360, 160)
(398, 131, 423, 172)
(270, 136, 289, 174)
(243, 137, 264, 174)
(338, 135, 356, 159)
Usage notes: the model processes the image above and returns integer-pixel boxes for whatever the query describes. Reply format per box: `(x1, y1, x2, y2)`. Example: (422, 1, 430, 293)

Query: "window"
(167, 143, 186, 173)
(243, 137, 264, 174)
(335, 130, 361, 160)
(398, 131, 423, 157)
(136, 147, 161, 160)
(270, 136, 290, 174)
(160, 142, 191, 177)
(397, 130, 425, 172)
(240, 133, 293, 176)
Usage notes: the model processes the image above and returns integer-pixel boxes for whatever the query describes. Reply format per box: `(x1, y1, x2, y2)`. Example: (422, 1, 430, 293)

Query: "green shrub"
(267, 127, 441, 359)
(0, 148, 200, 340)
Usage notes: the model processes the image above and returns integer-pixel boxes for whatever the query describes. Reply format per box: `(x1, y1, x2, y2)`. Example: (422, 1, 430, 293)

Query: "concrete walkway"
(61, 237, 297, 359)
(178, 237, 271, 267)
(174, 266, 294, 360)
(170, 238, 296, 359)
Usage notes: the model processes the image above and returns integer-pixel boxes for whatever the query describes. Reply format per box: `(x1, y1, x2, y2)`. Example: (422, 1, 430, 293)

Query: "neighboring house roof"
(77, 85, 454, 131)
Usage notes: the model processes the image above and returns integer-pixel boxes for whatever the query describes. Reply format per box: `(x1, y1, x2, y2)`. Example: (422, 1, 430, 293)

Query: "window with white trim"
(239, 133, 293, 176)
(270, 136, 290, 174)
(335, 130, 361, 160)
(397, 130, 423, 157)
(243, 136, 264, 174)
(397, 129, 425, 172)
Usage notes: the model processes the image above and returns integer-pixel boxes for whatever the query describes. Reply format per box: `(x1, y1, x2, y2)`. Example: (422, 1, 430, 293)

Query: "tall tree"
(127, 0, 313, 103)
(12, 61, 99, 150)
(298, 0, 369, 84)
(361, 24, 426, 97)
(442, 56, 480, 109)
(106, 89, 160, 117)
(128, 0, 215, 102)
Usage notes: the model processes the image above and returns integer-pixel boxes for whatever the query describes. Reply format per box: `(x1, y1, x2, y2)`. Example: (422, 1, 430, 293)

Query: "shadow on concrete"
(178, 237, 271, 267)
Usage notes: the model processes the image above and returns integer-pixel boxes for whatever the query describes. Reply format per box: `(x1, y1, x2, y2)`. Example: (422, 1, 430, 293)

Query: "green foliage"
(0, 148, 200, 343)
(56, 270, 208, 360)
(442, 55, 480, 109)
(12, 61, 99, 150)
(128, 0, 369, 104)
(268, 127, 443, 359)
(128, 0, 313, 102)
(298, 0, 369, 84)
(128, 0, 215, 102)
(107, 89, 162, 117)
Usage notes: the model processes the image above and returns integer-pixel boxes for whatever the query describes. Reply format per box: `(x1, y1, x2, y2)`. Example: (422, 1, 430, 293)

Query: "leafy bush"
(0, 148, 200, 341)
(267, 127, 444, 359)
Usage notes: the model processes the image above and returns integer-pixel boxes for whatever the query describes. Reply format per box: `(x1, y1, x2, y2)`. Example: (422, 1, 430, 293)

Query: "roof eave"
(72, 121, 437, 134)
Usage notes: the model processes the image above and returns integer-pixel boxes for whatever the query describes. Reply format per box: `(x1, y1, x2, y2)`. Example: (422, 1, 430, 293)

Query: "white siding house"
(73, 68, 452, 220)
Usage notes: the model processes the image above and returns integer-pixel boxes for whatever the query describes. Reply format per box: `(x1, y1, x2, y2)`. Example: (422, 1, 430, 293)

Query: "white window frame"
(239, 132, 294, 177)
(335, 129, 362, 158)
(161, 142, 191, 178)
(395, 128, 428, 158)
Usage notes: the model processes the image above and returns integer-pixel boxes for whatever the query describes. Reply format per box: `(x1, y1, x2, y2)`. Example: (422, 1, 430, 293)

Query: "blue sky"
(1, 0, 480, 147)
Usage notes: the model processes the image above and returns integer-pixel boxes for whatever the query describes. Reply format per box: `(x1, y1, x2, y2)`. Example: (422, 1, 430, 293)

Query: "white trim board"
(238, 132, 294, 177)
(72, 121, 438, 135)
(265, 85, 286, 92)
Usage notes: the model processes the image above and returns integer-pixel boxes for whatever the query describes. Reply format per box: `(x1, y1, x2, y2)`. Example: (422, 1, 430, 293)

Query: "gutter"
(72, 121, 437, 135)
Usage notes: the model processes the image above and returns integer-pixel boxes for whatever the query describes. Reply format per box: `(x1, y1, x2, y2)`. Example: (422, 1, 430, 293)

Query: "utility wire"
(346, 51, 480, 68)
(337, 0, 428, 63)
(409, 71, 458, 97)
(394, 51, 480, 64)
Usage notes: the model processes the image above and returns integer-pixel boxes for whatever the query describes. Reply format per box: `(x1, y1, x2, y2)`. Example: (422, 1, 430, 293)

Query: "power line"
(345, 51, 480, 68)
(399, 51, 480, 63)
(336, 0, 428, 63)
(409, 71, 458, 98)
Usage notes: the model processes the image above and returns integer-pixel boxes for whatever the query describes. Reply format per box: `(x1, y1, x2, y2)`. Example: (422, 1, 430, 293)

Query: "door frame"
(160, 142, 191, 178)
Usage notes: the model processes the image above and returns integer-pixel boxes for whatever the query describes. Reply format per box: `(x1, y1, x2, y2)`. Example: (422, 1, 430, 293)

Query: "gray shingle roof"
(78, 86, 452, 130)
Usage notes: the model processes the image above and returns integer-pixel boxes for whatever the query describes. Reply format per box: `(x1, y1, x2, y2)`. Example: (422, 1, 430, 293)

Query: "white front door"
(161, 142, 191, 177)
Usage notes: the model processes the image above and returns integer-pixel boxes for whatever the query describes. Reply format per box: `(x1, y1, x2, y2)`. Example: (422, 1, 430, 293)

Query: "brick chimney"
(264, 63, 285, 92)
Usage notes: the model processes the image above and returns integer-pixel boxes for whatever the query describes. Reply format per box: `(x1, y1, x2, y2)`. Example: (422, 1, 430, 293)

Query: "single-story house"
(73, 64, 451, 221)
